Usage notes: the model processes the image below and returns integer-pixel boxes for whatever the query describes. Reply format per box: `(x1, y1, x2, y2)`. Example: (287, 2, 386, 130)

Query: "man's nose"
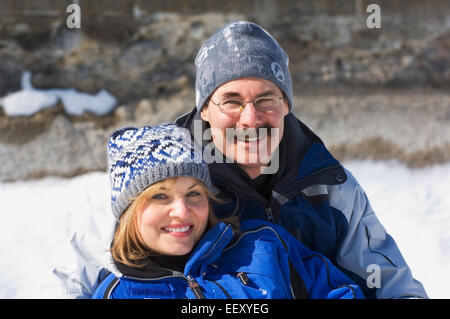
(238, 102, 260, 128)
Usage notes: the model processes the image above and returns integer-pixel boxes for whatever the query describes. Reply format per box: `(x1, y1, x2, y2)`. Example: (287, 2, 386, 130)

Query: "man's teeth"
(164, 226, 191, 232)
(236, 135, 260, 142)
(235, 131, 268, 142)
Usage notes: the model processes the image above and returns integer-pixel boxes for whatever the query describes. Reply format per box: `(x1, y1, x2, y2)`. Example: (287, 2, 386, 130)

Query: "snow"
(0, 71, 117, 116)
(344, 160, 450, 299)
(0, 172, 111, 298)
(0, 160, 449, 298)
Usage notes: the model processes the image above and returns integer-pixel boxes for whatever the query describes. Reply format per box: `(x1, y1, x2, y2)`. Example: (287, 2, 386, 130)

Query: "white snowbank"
(0, 172, 111, 298)
(0, 71, 117, 116)
(0, 161, 448, 298)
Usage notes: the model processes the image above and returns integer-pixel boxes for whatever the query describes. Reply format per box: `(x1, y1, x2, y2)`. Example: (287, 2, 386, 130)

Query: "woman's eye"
(186, 191, 201, 197)
(151, 193, 168, 200)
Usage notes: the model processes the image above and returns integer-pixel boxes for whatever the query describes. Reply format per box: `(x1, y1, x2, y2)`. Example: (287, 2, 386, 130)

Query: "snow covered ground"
(0, 160, 449, 298)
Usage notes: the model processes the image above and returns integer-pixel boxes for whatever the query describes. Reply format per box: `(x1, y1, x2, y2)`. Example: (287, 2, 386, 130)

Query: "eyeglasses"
(209, 95, 284, 117)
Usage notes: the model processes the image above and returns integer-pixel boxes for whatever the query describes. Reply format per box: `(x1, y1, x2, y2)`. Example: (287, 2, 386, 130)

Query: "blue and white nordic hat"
(195, 21, 293, 111)
(107, 124, 214, 220)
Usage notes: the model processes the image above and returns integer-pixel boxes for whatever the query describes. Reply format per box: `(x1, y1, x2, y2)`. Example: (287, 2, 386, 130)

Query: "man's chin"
(233, 139, 273, 164)
(232, 149, 270, 167)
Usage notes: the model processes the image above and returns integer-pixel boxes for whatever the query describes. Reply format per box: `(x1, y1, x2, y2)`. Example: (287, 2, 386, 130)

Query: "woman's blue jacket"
(92, 219, 364, 299)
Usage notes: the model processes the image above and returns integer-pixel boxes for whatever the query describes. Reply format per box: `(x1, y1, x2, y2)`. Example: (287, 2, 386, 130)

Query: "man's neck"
(239, 164, 265, 179)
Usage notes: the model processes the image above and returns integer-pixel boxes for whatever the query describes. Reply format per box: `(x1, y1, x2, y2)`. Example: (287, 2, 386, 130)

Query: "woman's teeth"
(163, 226, 191, 232)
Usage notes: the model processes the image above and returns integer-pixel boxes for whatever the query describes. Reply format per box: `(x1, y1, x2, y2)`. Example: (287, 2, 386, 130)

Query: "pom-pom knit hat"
(107, 124, 214, 220)
(194, 21, 293, 111)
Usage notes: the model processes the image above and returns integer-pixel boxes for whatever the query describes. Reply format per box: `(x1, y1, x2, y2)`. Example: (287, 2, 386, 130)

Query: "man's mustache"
(226, 125, 275, 142)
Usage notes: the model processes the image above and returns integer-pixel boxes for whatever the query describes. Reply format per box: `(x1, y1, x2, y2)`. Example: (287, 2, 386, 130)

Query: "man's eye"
(256, 98, 275, 107)
(222, 100, 243, 108)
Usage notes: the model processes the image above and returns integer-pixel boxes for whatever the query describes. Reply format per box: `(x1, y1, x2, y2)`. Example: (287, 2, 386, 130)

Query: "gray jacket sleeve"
(330, 167, 428, 298)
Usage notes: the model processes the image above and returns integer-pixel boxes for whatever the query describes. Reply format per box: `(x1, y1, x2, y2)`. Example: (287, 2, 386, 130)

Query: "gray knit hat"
(108, 124, 214, 220)
(195, 21, 293, 111)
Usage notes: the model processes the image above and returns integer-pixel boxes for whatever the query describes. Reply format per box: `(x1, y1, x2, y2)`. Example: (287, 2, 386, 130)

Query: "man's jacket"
(92, 219, 364, 299)
(174, 109, 428, 299)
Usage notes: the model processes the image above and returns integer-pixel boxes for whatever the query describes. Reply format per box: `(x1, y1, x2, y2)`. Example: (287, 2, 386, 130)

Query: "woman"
(92, 124, 364, 299)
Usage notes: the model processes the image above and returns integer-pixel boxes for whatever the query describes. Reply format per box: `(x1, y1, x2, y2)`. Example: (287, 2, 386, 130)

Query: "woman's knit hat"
(194, 21, 293, 111)
(107, 124, 214, 220)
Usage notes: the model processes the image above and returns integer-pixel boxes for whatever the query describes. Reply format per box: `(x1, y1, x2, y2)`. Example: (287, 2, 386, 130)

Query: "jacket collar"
(185, 222, 234, 276)
(114, 257, 179, 279)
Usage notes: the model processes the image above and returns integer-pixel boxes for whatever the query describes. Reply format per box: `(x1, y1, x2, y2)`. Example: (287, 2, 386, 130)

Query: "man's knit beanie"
(107, 124, 214, 220)
(194, 21, 293, 111)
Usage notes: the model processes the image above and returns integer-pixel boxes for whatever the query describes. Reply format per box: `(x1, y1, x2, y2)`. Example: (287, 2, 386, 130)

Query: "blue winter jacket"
(92, 219, 364, 299)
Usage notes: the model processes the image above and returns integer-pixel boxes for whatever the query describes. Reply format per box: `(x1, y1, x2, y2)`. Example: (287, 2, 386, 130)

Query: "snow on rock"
(0, 89, 58, 116)
(0, 71, 117, 117)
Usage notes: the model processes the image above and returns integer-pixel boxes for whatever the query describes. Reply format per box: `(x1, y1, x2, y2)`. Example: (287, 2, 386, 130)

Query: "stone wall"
(0, 0, 449, 182)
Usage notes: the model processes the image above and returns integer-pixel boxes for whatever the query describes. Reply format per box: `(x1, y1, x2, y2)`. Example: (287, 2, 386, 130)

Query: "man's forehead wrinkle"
(220, 92, 242, 99)
(214, 79, 283, 99)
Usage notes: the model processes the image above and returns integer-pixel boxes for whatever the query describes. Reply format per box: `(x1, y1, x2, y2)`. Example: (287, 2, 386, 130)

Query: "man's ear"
(282, 100, 290, 116)
(200, 105, 209, 122)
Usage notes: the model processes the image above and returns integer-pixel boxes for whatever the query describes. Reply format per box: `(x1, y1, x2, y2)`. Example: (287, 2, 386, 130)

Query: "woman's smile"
(162, 224, 194, 238)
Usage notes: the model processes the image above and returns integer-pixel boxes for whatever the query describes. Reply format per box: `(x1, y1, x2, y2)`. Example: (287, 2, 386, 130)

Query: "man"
(174, 21, 427, 298)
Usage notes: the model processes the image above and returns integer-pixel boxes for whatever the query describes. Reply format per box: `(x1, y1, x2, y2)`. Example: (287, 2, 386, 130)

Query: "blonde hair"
(111, 177, 237, 268)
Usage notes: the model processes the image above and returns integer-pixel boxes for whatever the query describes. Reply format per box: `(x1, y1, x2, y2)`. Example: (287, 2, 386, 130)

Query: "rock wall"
(1, 0, 449, 182)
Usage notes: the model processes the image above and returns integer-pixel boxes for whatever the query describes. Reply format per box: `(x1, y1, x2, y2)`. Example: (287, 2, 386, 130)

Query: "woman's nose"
(168, 198, 190, 218)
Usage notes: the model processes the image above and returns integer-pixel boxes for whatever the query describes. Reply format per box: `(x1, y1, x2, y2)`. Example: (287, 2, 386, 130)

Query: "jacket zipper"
(198, 224, 231, 262)
(237, 272, 249, 285)
(223, 225, 288, 252)
(123, 273, 206, 299)
(227, 184, 275, 222)
(187, 275, 205, 299)
(265, 207, 275, 222)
